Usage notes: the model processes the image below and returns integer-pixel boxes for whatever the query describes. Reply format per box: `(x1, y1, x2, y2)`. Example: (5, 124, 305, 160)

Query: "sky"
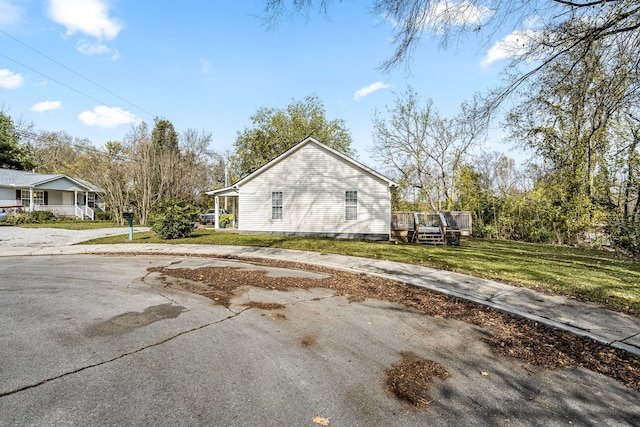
(0, 0, 525, 168)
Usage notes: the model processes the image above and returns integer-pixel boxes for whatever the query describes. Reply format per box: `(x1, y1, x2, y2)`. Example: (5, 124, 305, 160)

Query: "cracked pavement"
(2, 254, 640, 426)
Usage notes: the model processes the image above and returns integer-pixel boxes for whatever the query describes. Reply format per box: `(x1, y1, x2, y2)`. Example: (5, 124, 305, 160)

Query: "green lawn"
(82, 228, 640, 314)
(15, 221, 120, 230)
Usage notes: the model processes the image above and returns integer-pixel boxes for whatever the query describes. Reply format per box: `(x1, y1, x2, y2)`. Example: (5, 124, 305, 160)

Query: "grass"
(12, 221, 120, 230)
(81, 228, 640, 314)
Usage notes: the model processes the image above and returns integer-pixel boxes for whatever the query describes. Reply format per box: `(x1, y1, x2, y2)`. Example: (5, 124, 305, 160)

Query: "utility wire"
(14, 128, 133, 161)
(0, 51, 142, 124)
(0, 30, 156, 119)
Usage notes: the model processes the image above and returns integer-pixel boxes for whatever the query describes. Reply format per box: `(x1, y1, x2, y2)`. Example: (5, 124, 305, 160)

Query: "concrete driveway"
(1, 250, 639, 426)
(0, 225, 147, 247)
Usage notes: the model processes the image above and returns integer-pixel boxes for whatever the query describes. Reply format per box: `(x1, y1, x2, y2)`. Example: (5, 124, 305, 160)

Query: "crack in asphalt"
(0, 309, 248, 399)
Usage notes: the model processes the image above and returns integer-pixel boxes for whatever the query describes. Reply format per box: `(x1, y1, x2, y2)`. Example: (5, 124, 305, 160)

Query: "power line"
(1, 31, 155, 118)
(1, 30, 156, 119)
(0, 51, 142, 124)
(14, 128, 132, 161)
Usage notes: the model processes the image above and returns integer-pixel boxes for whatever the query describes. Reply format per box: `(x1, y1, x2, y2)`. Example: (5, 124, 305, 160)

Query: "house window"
(272, 191, 283, 220)
(345, 190, 358, 221)
(21, 190, 44, 207)
(87, 193, 96, 208)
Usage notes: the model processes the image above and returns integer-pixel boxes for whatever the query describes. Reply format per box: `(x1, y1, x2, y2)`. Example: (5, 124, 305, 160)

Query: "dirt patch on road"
(147, 255, 640, 393)
(385, 351, 450, 408)
(241, 301, 285, 311)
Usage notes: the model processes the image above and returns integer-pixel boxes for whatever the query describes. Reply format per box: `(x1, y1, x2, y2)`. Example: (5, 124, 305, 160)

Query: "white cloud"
(353, 82, 391, 101)
(48, 0, 122, 40)
(423, 1, 492, 33)
(77, 40, 110, 55)
(31, 100, 62, 112)
(481, 29, 539, 67)
(0, 0, 24, 26)
(0, 68, 24, 89)
(433, 1, 491, 25)
(77, 39, 119, 58)
(78, 106, 137, 128)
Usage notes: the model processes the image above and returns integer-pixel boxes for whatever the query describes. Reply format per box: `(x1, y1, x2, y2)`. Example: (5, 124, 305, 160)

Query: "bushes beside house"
(150, 199, 199, 239)
(5, 210, 55, 224)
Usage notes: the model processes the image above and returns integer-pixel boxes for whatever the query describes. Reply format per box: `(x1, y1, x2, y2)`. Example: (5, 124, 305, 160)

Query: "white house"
(0, 168, 104, 220)
(207, 137, 397, 241)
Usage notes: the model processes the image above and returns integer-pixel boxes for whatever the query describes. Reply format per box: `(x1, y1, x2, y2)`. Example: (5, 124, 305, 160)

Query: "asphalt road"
(1, 252, 639, 426)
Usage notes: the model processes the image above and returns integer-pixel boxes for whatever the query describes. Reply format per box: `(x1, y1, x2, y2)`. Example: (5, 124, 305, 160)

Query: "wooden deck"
(391, 211, 472, 245)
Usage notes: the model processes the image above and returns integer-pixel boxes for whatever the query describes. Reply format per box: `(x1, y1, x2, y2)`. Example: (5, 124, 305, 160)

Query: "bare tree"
(125, 122, 217, 224)
(126, 122, 155, 225)
(475, 151, 522, 196)
(86, 141, 130, 225)
(177, 128, 216, 202)
(371, 86, 479, 211)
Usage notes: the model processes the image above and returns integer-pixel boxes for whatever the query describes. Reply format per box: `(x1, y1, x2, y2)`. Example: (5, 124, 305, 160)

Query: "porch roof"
(205, 185, 238, 197)
(0, 168, 103, 192)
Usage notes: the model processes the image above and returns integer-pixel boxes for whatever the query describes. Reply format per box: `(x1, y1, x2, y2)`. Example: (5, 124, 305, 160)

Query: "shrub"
(150, 199, 199, 240)
(6, 210, 54, 224)
(95, 211, 113, 221)
(30, 210, 55, 222)
(6, 213, 34, 224)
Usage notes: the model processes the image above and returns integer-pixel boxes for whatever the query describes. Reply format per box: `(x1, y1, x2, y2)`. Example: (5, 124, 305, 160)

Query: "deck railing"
(391, 211, 473, 240)
(443, 211, 472, 236)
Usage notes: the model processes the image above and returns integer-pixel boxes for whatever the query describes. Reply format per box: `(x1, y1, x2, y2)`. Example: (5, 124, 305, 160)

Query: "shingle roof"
(0, 168, 102, 192)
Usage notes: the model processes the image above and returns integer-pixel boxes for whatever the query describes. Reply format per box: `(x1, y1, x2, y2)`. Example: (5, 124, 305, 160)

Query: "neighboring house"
(207, 137, 398, 240)
(0, 168, 104, 220)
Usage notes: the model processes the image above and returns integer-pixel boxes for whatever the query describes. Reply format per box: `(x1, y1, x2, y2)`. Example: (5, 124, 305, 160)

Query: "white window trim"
(21, 190, 44, 207)
(272, 191, 283, 220)
(345, 190, 357, 221)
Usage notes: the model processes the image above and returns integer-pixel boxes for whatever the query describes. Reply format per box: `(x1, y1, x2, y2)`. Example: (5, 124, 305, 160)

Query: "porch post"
(29, 188, 34, 212)
(232, 198, 237, 227)
(84, 191, 88, 218)
(214, 196, 220, 230)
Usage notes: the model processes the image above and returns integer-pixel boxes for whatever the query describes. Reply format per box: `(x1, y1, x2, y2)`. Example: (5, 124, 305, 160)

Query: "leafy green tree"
(506, 41, 634, 245)
(0, 111, 35, 170)
(152, 118, 179, 152)
(233, 94, 353, 175)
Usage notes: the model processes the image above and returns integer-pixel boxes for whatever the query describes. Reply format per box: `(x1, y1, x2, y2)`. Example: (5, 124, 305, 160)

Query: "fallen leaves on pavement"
(147, 254, 640, 392)
(312, 415, 331, 425)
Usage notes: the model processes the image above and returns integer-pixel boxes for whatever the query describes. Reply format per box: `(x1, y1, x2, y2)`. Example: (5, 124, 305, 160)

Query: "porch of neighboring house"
(15, 188, 100, 220)
(391, 211, 472, 245)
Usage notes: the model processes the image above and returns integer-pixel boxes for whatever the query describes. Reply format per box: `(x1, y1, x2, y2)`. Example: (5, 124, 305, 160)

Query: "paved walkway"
(1, 234, 639, 357)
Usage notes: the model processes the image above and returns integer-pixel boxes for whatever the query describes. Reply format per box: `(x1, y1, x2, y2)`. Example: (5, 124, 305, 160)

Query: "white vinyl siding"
(238, 142, 392, 237)
(272, 191, 283, 220)
(345, 191, 357, 221)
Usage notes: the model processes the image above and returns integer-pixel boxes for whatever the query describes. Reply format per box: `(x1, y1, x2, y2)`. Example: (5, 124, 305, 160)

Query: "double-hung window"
(21, 190, 44, 207)
(345, 190, 357, 221)
(272, 191, 283, 220)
